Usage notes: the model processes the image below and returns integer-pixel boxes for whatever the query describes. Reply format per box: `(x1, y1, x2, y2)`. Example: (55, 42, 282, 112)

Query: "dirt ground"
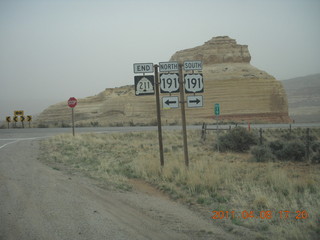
(0, 139, 253, 240)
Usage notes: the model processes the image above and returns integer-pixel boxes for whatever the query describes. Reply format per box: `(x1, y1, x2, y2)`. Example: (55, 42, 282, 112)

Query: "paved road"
(0, 127, 236, 240)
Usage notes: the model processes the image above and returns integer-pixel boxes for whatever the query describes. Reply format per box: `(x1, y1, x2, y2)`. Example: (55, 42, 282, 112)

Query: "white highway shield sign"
(160, 73, 180, 93)
(162, 96, 179, 109)
(187, 95, 203, 108)
(184, 74, 204, 93)
(134, 75, 155, 96)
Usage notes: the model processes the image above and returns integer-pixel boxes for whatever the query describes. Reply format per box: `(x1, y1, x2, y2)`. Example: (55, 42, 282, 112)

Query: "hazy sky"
(0, 0, 319, 119)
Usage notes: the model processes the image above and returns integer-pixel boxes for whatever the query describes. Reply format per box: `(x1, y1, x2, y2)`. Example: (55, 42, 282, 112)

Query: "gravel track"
(0, 139, 234, 240)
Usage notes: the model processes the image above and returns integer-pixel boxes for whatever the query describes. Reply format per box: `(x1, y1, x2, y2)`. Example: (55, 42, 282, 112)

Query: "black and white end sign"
(134, 75, 155, 96)
(184, 73, 204, 93)
(133, 63, 154, 73)
(162, 96, 179, 109)
(187, 95, 203, 108)
(160, 73, 179, 93)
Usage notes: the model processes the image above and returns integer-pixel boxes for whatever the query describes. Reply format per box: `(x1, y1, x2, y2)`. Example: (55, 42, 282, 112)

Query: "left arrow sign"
(162, 96, 179, 109)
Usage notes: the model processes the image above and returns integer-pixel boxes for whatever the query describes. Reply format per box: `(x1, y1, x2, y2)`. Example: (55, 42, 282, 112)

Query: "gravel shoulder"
(0, 140, 237, 240)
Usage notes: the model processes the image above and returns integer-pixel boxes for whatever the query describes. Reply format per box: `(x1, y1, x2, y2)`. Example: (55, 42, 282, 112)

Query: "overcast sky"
(0, 0, 319, 119)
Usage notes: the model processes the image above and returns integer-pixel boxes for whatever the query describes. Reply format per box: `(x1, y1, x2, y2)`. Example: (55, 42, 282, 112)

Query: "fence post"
(306, 128, 310, 161)
(201, 123, 206, 141)
(259, 128, 263, 145)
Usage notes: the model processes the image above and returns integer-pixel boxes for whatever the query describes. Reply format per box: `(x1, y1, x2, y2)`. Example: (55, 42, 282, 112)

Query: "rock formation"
(37, 36, 290, 126)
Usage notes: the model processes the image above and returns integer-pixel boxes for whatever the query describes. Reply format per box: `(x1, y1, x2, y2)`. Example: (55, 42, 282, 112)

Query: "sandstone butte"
(37, 36, 291, 127)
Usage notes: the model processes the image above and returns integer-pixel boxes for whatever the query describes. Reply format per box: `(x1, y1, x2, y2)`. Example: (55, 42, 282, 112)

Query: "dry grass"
(40, 128, 320, 240)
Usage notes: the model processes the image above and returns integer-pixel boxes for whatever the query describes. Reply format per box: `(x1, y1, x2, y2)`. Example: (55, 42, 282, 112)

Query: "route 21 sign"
(184, 73, 204, 93)
(134, 75, 155, 96)
(160, 73, 179, 93)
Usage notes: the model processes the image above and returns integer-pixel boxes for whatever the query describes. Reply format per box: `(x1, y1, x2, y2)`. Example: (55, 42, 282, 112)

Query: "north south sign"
(184, 60, 202, 71)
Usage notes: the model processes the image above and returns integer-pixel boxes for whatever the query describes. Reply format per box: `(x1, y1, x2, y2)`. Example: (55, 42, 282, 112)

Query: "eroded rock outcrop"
(37, 36, 290, 126)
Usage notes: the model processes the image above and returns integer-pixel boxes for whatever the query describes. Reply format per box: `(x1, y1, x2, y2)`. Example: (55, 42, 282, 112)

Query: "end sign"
(133, 63, 154, 73)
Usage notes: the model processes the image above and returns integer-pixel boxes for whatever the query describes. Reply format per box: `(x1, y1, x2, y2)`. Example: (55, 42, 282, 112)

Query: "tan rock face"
(37, 36, 290, 126)
(171, 36, 251, 64)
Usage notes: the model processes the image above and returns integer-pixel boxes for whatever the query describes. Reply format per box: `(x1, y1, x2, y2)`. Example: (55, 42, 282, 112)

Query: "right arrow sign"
(187, 95, 203, 108)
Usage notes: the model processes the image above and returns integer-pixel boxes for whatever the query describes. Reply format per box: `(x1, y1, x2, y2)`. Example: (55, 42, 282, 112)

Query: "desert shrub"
(282, 141, 306, 161)
(269, 140, 305, 161)
(280, 132, 295, 141)
(251, 145, 275, 162)
(311, 141, 320, 163)
(37, 122, 49, 128)
(269, 140, 285, 158)
(217, 127, 258, 152)
(311, 141, 320, 152)
(311, 151, 320, 163)
(90, 121, 100, 127)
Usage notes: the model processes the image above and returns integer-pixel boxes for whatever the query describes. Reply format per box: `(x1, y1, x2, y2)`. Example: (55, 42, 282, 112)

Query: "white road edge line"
(0, 140, 20, 150)
(0, 137, 48, 150)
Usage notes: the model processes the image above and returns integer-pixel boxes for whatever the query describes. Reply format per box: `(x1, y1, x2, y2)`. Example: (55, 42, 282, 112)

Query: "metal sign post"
(154, 65, 164, 167)
(214, 103, 220, 152)
(6, 116, 11, 129)
(71, 108, 75, 136)
(68, 97, 77, 136)
(179, 63, 189, 167)
(133, 63, 164, 167)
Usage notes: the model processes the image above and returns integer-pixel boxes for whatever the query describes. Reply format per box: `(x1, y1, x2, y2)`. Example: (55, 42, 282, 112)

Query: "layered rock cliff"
(37, 36, 290, 126)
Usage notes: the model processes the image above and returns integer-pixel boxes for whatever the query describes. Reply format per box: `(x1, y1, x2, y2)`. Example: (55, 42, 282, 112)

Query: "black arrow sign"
(165, 99, 177, 105)
(189, 98, 201, 104)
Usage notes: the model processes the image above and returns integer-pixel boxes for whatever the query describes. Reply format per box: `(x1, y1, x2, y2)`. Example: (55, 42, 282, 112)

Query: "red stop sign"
(68, 97, 77, 108)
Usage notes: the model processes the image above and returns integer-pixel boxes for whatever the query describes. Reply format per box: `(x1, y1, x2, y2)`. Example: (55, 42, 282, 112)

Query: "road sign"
(27, 115, 32, 122)
(13, 116, 18, 122)
(14, 110, 24, 116)
(160, 73, 179, 93)
(187, 95, 203, 108)
(20, 116, 25, 122)
(6, 116, 11, 122)
(133, 63, 154, 73)
(68, 97, 77, 108)
(134, 75, 155, 96)
(183, 61, 202, 71)
(159, 62, 179, 72)
(184, 74, 204, 93)
(214, 103, 220, 116)
(162, 96, 179, 109)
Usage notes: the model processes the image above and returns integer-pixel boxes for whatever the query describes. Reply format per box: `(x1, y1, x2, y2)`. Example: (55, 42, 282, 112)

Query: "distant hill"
(281, 73, 320, 123)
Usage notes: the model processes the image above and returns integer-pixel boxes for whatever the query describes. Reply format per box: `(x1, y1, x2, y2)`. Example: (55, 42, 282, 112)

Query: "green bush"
(217, 127, 258, 152)
(251, 145, 275, 162)
(269, 140, 305, 161)
(311, 151, 320, 163)
(269, 140, 285, 159)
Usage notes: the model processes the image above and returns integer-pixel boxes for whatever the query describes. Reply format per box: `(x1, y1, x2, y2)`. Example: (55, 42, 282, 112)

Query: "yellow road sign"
(20, 116, 25, 122)
(14, 110, 24, 116)
(13, 116, 19, 122)
(27, 115, 32, 122)
(6, 116, 11, 122)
